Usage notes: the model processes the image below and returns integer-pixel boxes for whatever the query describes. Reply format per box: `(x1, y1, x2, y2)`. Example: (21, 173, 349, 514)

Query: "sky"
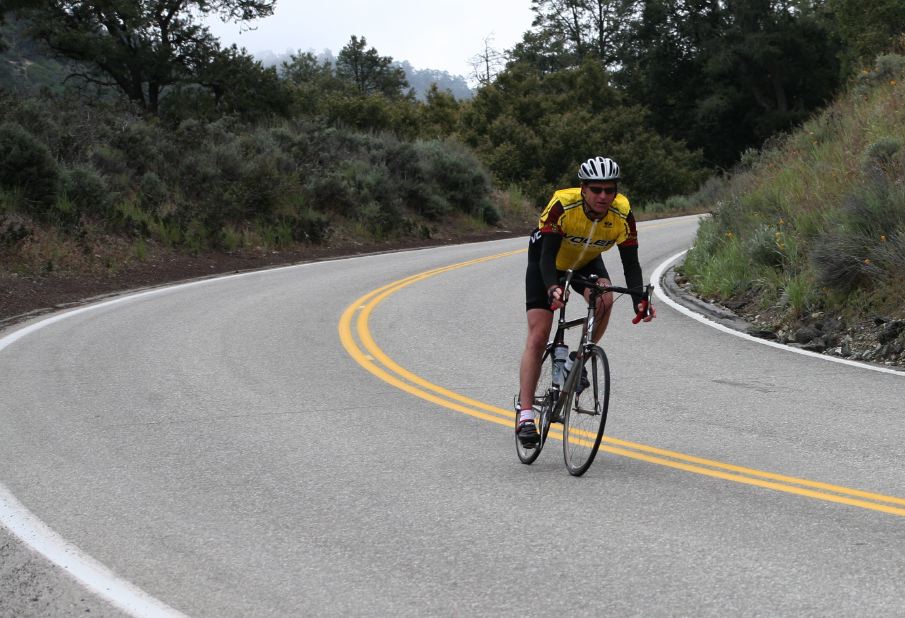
(205, 0, 536, 79)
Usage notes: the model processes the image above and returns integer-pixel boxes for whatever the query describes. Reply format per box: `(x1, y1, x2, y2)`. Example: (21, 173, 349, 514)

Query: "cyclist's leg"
(519, 258, 555, 414)
(575, 258, 614, 343)
(587, 286, 614, 342)
(518, 308, 553, 414)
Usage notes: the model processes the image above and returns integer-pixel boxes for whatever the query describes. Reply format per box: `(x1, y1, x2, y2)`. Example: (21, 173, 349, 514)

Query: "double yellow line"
(338, 251, 905, 518)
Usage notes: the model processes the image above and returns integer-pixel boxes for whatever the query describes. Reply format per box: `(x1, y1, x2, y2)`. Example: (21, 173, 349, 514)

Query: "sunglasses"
(587, 186, 617, 195)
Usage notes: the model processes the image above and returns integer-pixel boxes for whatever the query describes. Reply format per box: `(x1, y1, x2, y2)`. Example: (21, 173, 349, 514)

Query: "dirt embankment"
(1, 228, 525, 329)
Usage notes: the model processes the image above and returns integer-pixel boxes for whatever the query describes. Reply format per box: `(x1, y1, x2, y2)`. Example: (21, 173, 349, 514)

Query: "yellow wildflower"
(880, 235, 887, 242)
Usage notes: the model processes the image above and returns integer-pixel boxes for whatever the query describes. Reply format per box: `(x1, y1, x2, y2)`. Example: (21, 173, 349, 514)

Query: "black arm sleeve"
(618, 244, 645, 308)
(539, 233, 563, 291)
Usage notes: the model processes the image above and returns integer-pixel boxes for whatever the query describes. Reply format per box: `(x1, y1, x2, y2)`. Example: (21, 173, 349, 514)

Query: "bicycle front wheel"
(561, 345, 610, 476)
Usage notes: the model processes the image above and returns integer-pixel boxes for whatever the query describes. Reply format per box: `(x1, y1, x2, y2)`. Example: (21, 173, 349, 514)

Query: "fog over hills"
(256, 49, 474, 101)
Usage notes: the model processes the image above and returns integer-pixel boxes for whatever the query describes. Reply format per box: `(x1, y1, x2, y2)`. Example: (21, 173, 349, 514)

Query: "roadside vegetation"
(680, 50, 905, 365)
(1, 0, 904, 345)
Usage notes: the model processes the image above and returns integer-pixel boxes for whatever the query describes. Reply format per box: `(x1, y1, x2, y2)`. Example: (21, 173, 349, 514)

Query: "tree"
(335, 35, 408, 97)
(527, 0, 634, 69)
(826, 0, 905, 72)
(617, 0, 725, 158)
(469, 34, 506, 87)
(195, 43, 291, 120)
(5, 0, 276, 114)
(697, 0, 841, 162)
(280, 50, 335, 86)
(618, 0, 841, 167)
(459, 57, 705, 202)
(421, 83, 460, 137)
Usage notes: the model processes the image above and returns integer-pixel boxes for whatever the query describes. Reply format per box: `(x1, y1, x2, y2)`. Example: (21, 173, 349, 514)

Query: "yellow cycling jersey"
(537, 187, 637, 271)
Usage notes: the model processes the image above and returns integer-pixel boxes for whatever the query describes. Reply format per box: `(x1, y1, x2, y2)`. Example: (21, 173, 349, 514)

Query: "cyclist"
(516, 156, 656, 448)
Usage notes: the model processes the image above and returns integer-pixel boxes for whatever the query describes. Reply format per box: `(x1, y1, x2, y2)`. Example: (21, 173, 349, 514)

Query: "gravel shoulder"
(0, 526, 127, 618)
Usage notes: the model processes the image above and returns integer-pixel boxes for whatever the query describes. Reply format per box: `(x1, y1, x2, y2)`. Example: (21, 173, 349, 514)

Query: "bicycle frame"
(518, 269, 652, 472)
(546, 270, 651, 415)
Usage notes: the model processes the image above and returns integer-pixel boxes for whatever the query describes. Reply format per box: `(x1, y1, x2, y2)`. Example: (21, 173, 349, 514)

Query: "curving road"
(2, 214, 905, 616)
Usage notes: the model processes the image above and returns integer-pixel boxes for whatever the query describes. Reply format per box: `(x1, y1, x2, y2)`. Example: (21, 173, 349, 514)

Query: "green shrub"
(782, 272, 820, 316)
(686, 235, 752, 298)
(109, 120, 168, 176)
(873, 54, 905, 79)
(0, 121, 59, 211)
(688, 175, 730, 210)
(291, 208, 332, 244)
(811, 233, 877, 294)
(415, 139, 495, 220)
(176, 150, 223, 207)
(357, 200, 401, 238)
(61, 165, 111, 217)
(480, 202, 502, 225)
(745, 223, 784, 269)
(860, 136, 902, 183)
(226, 150, 287, 220)
(89, 144, 130, 178)
(111, 198, 152, 237)
(415, 192, 451, 220)
(139, 172, 169, 212)
(0, 212, 32, 248)
(665, 195, 692, 211)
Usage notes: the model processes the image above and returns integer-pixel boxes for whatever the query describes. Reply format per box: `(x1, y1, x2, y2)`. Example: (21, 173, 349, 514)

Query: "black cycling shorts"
(525, 251, 610, 311)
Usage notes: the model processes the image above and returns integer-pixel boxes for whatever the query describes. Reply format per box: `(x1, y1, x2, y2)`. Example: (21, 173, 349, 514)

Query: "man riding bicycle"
(517, 156, 656, 448)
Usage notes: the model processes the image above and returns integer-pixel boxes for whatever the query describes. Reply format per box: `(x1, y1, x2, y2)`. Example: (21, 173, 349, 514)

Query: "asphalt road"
(2, 214, 904, 616)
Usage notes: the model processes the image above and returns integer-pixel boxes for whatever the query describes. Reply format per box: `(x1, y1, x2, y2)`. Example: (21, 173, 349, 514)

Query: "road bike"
(515, 271, 653, 476)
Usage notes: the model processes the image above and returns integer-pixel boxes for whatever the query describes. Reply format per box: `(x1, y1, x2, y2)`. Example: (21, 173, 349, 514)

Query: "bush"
(291, 208, 332, 244)
(109, 120, 168, 177)
(0, 212, 32, 248)
(415, 139, 495, 220)
(810, 233, 879, 294)
(745, 223, 785, 269)
(0, 121, 59, 211)
(139, 172, 169, 213)
(61, 165, 111, 217)
(874, 54, 905, 79)
(860, 137, 903, 183)
(356, 201, 396, 237)
(811, 186, 905, 293)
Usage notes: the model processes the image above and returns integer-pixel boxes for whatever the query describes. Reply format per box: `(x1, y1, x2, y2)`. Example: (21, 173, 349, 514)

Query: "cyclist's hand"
(548, 285, 565, 311)
(632, 299, 656, 324)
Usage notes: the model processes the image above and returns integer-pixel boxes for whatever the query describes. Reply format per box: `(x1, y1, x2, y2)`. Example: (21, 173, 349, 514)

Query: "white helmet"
(578, 156, 620, 181)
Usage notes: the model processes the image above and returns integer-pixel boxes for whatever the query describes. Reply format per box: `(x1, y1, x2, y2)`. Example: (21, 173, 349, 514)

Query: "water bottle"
(563, 351, 575, 378)
(564, 351, 585, 393)
(552, 343, 569, 387)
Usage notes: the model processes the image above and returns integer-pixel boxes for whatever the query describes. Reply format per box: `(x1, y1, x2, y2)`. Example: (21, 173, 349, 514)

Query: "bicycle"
(515, 270, 653, 476)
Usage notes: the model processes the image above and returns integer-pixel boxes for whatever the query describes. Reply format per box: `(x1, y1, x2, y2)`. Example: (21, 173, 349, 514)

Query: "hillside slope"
(681, 54, 905, 368)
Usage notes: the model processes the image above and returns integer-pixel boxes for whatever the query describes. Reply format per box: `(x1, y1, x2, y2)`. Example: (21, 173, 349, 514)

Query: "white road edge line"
(0, 485, 187, 618)
(0, 239, 517, 617)
(652, 250, 905, 377)
(0, 268, 299, 618)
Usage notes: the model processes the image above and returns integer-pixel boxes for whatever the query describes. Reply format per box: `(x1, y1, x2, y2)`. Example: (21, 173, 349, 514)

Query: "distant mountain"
(394, 60, 473, 101)
(1, 22, 474, 102)
(256, 49, 473, 101)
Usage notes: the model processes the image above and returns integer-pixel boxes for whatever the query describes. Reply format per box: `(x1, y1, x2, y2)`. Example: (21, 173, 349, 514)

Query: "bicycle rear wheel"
(561, 345, 610, 476)
(516, 349, 554, 464)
